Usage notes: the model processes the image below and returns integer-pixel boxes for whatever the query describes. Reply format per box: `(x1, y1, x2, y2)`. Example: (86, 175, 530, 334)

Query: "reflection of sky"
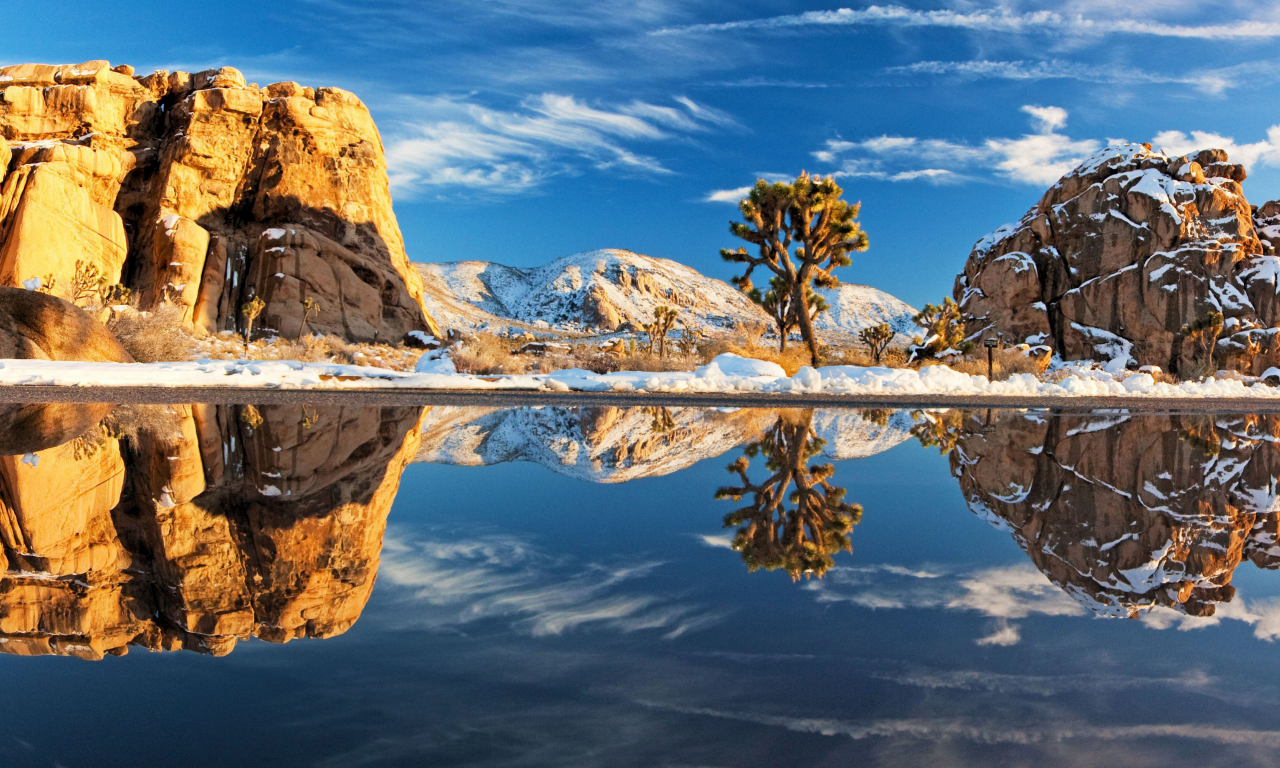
(7, 413, 1280, 766)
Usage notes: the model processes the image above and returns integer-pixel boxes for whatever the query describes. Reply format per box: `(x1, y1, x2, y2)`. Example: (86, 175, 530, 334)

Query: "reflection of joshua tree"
(716, 411, 861, 580)
(910, 410, 966, 456)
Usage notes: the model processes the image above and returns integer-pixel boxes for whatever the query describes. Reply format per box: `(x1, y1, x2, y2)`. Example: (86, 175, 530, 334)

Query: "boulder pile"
(956, 143, 1280, 374)
(0, 60, 441, 344)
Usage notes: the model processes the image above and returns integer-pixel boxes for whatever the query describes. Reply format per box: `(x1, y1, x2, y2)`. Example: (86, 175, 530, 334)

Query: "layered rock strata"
(956, 143, 1280, 374)
(0, 60, 440, 343)
(937, 409, 1280, 618)
(0, 401, 425, 659)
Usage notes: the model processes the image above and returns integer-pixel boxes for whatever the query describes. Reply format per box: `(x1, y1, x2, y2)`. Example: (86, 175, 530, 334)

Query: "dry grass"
(193, 332, 420, 371)
(920, 348, 1051, 380)
(451, 332, 530, 375)
(106, 304, 198, 362)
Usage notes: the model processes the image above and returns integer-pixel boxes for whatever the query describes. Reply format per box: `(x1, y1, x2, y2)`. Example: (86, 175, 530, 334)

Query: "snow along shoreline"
(4, 353, 1280, 400)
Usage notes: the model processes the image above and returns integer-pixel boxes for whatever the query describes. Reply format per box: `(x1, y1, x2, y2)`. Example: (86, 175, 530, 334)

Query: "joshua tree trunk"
(793, 282, 820, 366)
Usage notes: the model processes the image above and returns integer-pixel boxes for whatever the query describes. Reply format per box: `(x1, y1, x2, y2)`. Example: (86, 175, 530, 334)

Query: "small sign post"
(984, 338, 999, 380)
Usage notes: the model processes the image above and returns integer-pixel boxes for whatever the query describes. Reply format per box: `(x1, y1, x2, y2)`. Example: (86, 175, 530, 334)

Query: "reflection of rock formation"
(934, 409, 1280, 619)
(0, 402, 424, 659)
(717, 410, 861, 580)
(415, 406, 912, 482)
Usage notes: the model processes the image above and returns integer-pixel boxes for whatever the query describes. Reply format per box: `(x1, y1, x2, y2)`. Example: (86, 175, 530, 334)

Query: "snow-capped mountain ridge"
(416, 248, 918, 338)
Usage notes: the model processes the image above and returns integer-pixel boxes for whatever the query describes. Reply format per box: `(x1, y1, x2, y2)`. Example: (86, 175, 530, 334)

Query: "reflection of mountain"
(0, 403, 424, 659)
(415, 407, 914, 482)
(937, 410, 1280, 619)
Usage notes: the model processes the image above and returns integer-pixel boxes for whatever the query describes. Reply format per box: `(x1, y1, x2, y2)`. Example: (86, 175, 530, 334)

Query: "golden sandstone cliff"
(0, 402, 425, 659)
(0, 60, 441, 343)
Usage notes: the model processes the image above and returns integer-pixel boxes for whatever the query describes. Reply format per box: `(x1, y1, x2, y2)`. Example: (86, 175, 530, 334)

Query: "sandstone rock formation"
(0, 401, 425, 659)
(0, 286, 133, 362)
(956, 143, 1280, 374)
(0, 60, 440, 343)
(931, 409, 1280, 618)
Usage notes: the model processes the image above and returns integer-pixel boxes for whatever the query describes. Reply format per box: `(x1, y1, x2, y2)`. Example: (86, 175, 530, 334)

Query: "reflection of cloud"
(635, 699, 1280, 746)
(1141, 596, 1280, 642)
(802, 562, 1086, 645)
(692, 533, 735, 549)
(875, 666, 1216, 698)
(380, 529, 721, 639)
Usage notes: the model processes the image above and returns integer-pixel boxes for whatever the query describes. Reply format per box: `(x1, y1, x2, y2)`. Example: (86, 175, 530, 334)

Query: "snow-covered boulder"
(955, 142, 1280, 375)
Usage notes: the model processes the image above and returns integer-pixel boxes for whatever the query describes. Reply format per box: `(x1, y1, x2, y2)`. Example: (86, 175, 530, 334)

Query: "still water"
(1, 402, 1279, 767)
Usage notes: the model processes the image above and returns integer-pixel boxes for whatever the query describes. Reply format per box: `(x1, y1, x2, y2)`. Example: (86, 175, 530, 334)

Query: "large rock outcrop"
(0, 60, 441, 343)
(956, 143, 1280, 374)
(0, 286, 133, 362)
(0, 401, 425, 659)
(931, 409, 1280, 619)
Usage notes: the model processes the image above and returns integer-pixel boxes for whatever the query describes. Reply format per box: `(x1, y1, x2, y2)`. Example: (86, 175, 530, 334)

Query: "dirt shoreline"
(3, 384, 1280, 412)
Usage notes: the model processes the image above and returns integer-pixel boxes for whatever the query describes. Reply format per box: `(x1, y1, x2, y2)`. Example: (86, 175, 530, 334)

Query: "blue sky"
(8, 0, 1280, 307)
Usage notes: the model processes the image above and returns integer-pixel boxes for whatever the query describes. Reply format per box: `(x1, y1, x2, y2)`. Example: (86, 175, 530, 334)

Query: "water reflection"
(0, 401, 423, 658)
(716, 409, 861, 579)
(928, 409, 1280, 622)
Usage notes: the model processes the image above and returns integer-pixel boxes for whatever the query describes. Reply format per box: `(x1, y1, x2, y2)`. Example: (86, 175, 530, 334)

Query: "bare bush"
(106, 304, 197, 362)
(921, 347, 1050, 380)
(451, 332, 529, 375)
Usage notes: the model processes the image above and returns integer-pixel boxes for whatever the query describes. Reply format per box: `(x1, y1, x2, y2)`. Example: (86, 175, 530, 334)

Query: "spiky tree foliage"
(909, 409, 967, 456)
(715, 410, 862, 580)
(909, 297, 970, 362)
(722, 172, 869, 365)
(68, 260, 105, 308)
(753, 276, 828, 352)
(859, 322, 894, 364)
(241, 295, 265, 356)
(1180, 310, 1224, 376)
(645, 305, 679, 357)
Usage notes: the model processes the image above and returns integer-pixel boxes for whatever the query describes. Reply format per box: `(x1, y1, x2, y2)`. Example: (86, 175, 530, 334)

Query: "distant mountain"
(414, 406, 914, 482)
(416, 249, 918, 340)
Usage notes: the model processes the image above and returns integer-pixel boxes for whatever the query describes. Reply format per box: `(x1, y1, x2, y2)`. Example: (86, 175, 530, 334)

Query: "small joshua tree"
(241, 295, 266, 356)
(34, 274, 57, 295)
(299, 297, 320, 339)
(754, 277, 827, 352)
(646, 305, 679, 357)
(859, 322, 894, 364)
(1180, 310, 1224, 378)
(67, 259, 104, 308)
(722, 172, 869, 365)
(909, 298, 970, 362)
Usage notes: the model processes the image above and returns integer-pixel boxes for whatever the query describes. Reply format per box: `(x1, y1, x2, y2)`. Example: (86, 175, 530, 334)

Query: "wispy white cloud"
(703, 186, 753, 203)
(378, 529, 722, 639)
(814, 106, 1099, 186)
(653, 4, 1280, 40)
(881, 59, 1245, 95)
(811, 105, 1280, 186)
(384, 93, 733, 197)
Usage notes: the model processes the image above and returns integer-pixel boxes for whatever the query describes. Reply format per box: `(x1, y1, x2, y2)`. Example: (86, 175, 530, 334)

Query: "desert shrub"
(823, 345, 911, 369)
(451, 332, 529, 375)
(920, 347, 1049, 380)
(106, 304, 197, 362)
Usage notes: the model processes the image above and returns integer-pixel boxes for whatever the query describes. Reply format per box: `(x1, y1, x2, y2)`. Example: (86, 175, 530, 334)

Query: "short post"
(984, 338, 998, 380)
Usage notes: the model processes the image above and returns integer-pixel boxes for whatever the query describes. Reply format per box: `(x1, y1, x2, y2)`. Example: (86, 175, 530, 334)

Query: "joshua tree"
(909, 298, 970, 362)
(1180, 310, 1224, 377)
(299, 297, 320, 339)
(859, 322, 894, 364)
(722, 172, 869, 365)
(715, 410, 861, 580)
(33, 274, 57, 295)
(754, 277, 828, 353)
(68, 260, 105, 308)
(645, 305, 679, 357)
(241, 295, 266, 356)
